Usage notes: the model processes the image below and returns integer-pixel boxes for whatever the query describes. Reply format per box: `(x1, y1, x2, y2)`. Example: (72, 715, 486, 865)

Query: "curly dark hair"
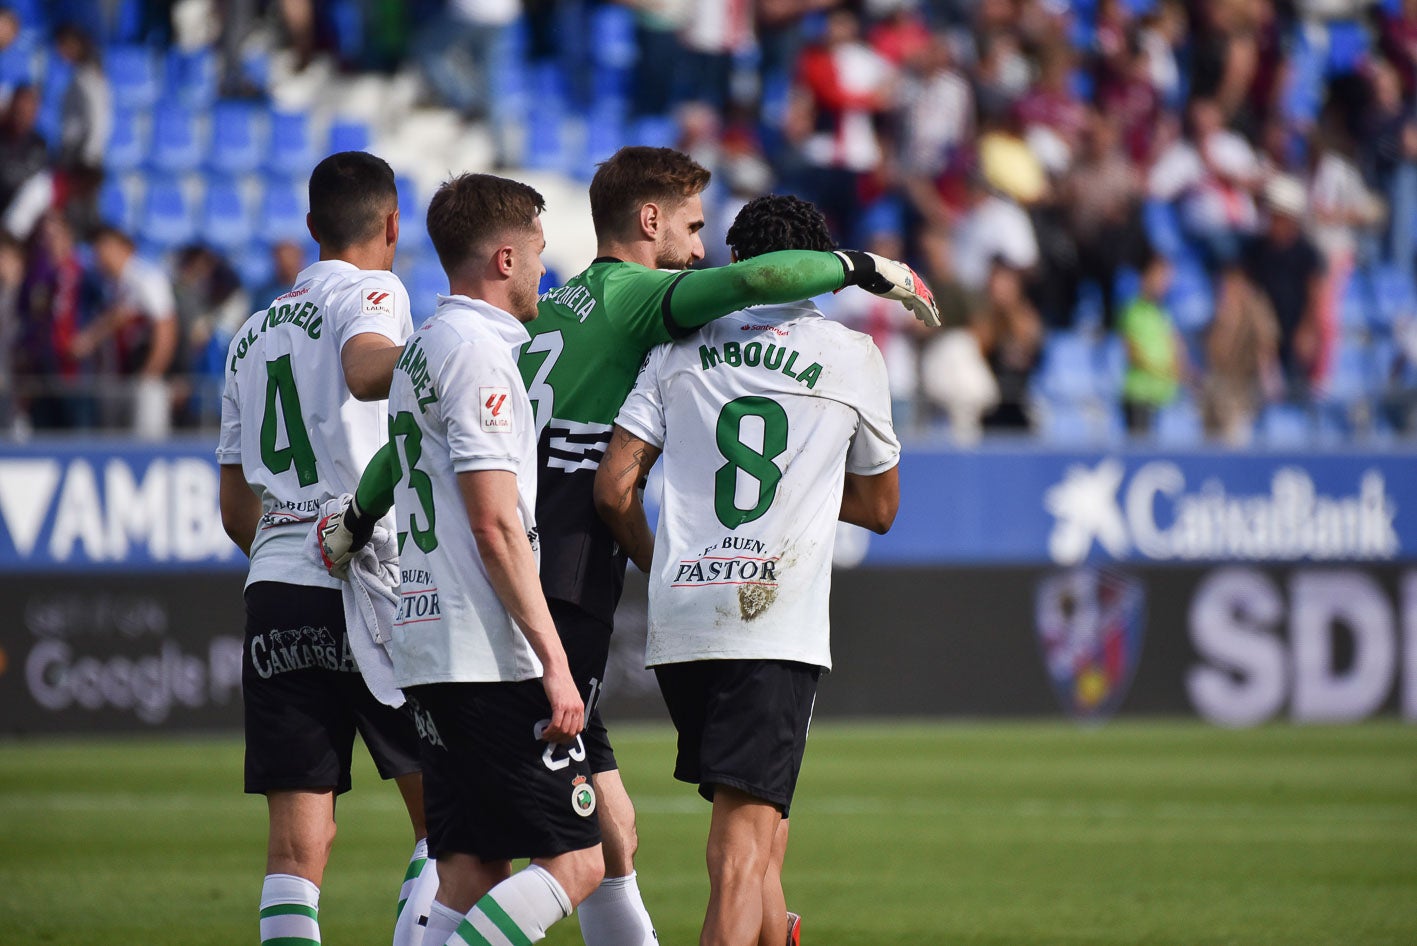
(725, 194, 837, 261)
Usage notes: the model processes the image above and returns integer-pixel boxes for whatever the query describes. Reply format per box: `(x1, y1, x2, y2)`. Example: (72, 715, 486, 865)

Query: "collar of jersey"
(433, 293, 530, 346)
(293, 259, 361, 284)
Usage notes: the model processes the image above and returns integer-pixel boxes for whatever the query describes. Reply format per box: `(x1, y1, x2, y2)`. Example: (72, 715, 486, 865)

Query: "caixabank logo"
(1034, 567, 1146, 720)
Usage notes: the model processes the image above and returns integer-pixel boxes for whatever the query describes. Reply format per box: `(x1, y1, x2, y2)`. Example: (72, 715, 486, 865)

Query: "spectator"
(1065, 110, 1147, 328)
(919, 309, 999, 445)
(1204, 266, 1282, 444)
(790, 3, 895, 243)
(0, 233, 21, 430)
(949, 168, 1040, 296)
(1242, 174, 1325, 399)
(678, 0, 757, 110)
(895, 32, 972, 180)
(14, 214, 92, 430)
(1118, 250, 1183, 434)
(72, 227, 178, 437)
(0, 86, 52, 241)
(978, 261, 1043, 431)
(1364, 59, 1417, 268)
(54, 25, 111, 236)
(253, 240, 307, 307)
(171, 244, 250, 426)
(0, 8, 18, 107)
(411, 0, 520, 168)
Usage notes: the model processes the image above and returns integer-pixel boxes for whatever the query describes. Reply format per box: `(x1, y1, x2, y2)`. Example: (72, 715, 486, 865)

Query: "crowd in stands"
(3, 0, 1417, 447)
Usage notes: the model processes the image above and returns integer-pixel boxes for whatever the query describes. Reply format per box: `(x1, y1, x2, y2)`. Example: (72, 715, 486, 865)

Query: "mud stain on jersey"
(738, 582, 777, 621)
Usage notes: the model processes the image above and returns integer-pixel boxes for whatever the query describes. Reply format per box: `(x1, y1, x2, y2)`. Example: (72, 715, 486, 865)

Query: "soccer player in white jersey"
(594, 194, 904, 946)
(216, 151, 435, 946)
(335, 172, 605, 946)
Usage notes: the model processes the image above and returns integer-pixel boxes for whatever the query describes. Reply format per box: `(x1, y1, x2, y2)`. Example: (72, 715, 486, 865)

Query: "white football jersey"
(616, 300, 900, 670)
(385, 295, 544, 687)
(217, 260, 413, 589)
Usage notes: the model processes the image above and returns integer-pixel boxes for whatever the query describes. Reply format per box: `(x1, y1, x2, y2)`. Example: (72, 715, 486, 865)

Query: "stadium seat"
(395, 175, 423, 230)
(233, 241, 275, 294)
(164, 47, 218, 110)
(590, 5, 636, 69)
(96, 175, 141, 231)
(1036, 332, 1098, 402)
(627, 115, 678, 150)
(1166, 260, 1213, 333)
(1322, 344, 1371, 404)
(148, 104, 205, 173)
(402, 259, 447, 325)
(1258, 403, 1312, 447)
(1095, 334, 1127, 401)
(1326, 21, 1370, 76)
(266, 109, 316, 176)
(140, 178, 196, 248)
(1155, 397, 1204, 446)
(0, 30, 38, 86)
(208, 100, 266, 175)
(105, 106, 147, 173)
(1142, 200, 1187, 259)
(200, 177, 253, 251)
(106, 45, 160, 110)
(257, 176, 309, 243)
(326, 119, 370, 155)
(1371, 264, 1416, 331)
(1338, 274, 1371, 334)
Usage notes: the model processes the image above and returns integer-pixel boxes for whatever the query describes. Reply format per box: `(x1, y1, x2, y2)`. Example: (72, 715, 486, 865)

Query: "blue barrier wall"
(0, 439, 1412, 570)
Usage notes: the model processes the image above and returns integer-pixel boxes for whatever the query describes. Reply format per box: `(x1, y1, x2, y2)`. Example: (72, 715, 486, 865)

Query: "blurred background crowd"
(4, 0, 1417, 446)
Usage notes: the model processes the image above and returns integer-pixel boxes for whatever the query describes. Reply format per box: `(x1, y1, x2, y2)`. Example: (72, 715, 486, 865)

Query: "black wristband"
(837, 250, 891, 294)
(345, 498, 377, 547)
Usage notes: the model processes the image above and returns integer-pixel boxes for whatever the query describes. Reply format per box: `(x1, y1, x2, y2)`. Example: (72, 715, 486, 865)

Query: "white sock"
(424, 900, 463, 946)
(260, 873, 321, 946)
(393, 839, 438, 946)
(447, 865, 572, 946)
(577, 872, 658, 946)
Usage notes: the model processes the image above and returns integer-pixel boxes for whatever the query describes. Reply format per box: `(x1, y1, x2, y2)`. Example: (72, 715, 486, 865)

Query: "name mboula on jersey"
(384, 295, 544, 688)
(615, 301, 900, 670)
(217, 261, 413, 589)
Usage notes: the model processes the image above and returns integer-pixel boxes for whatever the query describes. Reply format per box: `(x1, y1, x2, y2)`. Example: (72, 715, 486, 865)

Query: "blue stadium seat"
(0, 31, 39, 86)
(106, 45, 160, 111)
(590, 5, 636, 69)
(266, 109, 316, 176)
(1155, 397, 1204, 446)
(233, 241, 275, 293)
(402, 260, 446, 325)
(1323, 344, 1371, 403)
(627, 115, 677, 149)
(148, 104, 205, 173)
(164, 47, 218, 109)
(105, 106, 146, 173)
(1338, 274, 1371, 334)
(257, 176, 309, 243)
(1258, 403, 1312, 447)
(1095, 334, 1127, 400)
(326, 119, 370, 155)
(1371, 264, 1416, 331)
(208, 100, 266, 175)
(395, 175, 423, 229)
(1326, 21, 1370, 77)
(140, 178, 196, 248)
(1166, 260, 1213, 333)
(1142, 200, 1187, 260)
(200, 177, 253, 251)
(97, 176, 136, 231)
(1036, 332, 1098, 402)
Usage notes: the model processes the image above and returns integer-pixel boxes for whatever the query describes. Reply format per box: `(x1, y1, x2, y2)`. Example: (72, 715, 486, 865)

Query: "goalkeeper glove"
(835, 250, 941, 327)
(317, 495, 376, 579)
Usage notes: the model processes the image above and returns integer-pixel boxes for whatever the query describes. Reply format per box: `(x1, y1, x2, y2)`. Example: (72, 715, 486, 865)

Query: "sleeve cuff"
(845, 453, 900, 476)
(614, 414, 665, 450)
(452, 455, 521, 474)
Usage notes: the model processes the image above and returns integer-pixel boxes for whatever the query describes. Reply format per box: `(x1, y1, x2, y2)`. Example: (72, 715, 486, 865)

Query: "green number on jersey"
(390, 411, 437, 553)
(523, 330, 564, 432)
(260, 353, 318, 487)
(714, 396, 788, 529)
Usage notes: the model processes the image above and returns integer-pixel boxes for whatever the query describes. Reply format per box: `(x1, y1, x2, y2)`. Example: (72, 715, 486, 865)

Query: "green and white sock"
(393, 839, 437, 946)
(446, 865, 572, 946)
(260, 873, 320, 946)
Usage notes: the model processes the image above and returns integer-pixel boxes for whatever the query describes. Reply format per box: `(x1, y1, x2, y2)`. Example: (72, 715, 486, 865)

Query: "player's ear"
(386, 207, 399, 247)
(639, 201, 660, 240)
(496, 244, 515, 277)
(305, 211, 319, 245)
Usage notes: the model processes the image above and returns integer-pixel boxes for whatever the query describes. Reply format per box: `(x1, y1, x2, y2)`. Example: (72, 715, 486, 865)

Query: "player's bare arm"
(218, 463, 262, 555)
(140, 316, 179, 377)
(593, 424, 662, 573)
(457, 468, 584, 743)
(340, 332, 403, 400)
(839, 467, 901, 535)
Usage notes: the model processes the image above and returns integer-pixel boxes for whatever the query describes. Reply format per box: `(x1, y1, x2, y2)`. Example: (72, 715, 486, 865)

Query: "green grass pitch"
(2, 720, 1415, 945)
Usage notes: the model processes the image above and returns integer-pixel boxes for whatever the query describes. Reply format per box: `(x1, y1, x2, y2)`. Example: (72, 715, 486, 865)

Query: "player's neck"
(596, 239, 659, 270)
(319, 241, 391, 273)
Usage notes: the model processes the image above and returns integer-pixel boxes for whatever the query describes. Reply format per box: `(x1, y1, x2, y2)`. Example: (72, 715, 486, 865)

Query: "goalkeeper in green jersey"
(320, 146, 937, 946)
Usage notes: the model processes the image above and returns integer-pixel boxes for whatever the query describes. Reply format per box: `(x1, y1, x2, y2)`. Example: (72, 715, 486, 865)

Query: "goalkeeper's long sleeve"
(354, 440, 399, 519)
(663, 250, 849, 336)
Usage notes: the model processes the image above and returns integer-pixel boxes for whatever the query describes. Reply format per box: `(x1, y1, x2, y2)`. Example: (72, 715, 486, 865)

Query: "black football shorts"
(406, 680, 603, 862)
(548, 598, 617, 775)
(654, 659, 820, 816)
(242, 581, 420, 795)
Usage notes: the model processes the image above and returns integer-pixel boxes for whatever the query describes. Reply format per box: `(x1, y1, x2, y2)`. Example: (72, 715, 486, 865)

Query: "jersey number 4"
(714, 396, 788, 529)
(260, 354, 318, 487)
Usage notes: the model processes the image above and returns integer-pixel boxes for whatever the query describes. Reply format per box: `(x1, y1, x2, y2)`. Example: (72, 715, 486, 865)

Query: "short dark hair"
(589, 147, 711, 241)
(307, 151, 397, 250)
(426, 173, 545, 274)
(726, 194, 836, 260)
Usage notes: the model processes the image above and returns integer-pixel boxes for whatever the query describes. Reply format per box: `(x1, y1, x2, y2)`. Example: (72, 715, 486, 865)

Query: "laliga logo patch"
(362, 287, 393, 316)
(479, 386, 512, 433)
(571, 775, 596, 817)
(1034, 567, 1146, 721)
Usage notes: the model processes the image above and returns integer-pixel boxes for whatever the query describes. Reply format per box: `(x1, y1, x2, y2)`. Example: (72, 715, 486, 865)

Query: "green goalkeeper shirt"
(520, 250, 849, 622)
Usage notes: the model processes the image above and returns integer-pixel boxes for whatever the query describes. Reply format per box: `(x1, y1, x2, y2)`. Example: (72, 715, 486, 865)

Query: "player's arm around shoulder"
(457, 468, 583, 743)
(339, 274, 412, 401)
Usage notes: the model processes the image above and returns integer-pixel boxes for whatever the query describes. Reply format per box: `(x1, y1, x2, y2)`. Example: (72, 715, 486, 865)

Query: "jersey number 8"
(714, 396, 788, 529)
